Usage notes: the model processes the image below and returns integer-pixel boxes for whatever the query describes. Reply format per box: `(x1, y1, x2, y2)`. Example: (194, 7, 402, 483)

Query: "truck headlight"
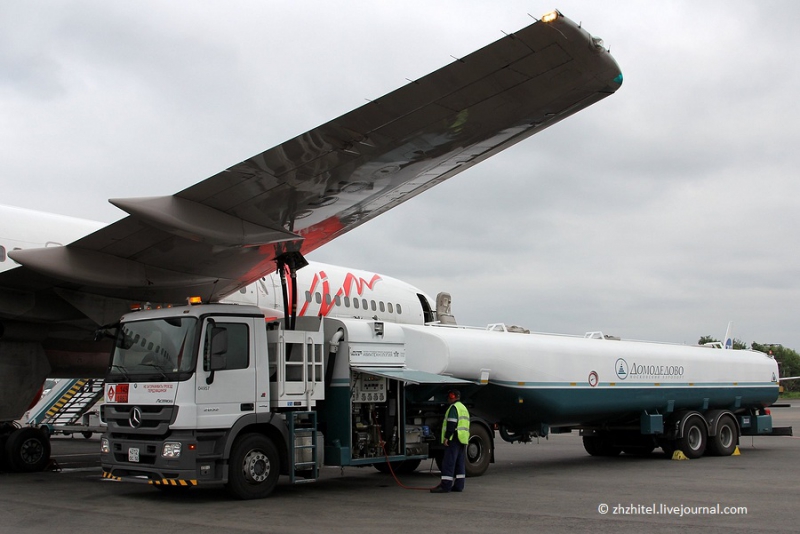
(100, 438, 110, 454)
(162, 441, 182, 458)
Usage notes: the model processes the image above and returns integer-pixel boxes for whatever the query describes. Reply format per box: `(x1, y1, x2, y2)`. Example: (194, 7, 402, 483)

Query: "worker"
(431, 389, 470, 493)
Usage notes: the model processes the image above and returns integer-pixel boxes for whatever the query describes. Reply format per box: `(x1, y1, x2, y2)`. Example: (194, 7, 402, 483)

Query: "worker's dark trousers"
(440, 441, 466, 491)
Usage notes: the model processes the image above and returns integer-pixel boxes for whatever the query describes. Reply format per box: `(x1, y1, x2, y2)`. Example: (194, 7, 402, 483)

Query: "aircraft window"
(147, 342, 154, 351)
(388, 303, 393, 314)
(353, 298, 359, 309)
(325, 294, 331, 305)
(371, 300, 377, 312)
(335, 295, 341, 306)
(362, 299, 368, 310)
(315, 292, 322, 304)
(397, 304, 402, 314)
(379, 302, 385, 313)
(0, 246, 5, 261)
(239, 287, 247, 294)
(344, 296, 350, 308)
(305, 291, 312, 302)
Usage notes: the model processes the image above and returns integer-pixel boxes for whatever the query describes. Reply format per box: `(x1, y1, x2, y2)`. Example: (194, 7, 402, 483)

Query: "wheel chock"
(732, 446, 741, 456)
(671, 450, 689, 460)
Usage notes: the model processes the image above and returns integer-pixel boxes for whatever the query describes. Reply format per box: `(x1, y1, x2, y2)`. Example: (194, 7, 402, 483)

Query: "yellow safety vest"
(441, 401, 470, 444)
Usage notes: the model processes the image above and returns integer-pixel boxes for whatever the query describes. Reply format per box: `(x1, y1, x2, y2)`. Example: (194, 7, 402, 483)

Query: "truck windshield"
(107, 317, 198, 382)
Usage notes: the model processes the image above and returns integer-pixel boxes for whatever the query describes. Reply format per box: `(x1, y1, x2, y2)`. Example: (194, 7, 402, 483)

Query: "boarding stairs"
(26, 379, 105, 433)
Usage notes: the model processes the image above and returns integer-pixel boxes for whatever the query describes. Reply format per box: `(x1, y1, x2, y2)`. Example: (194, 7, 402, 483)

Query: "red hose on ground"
(371, 410, 439, 491)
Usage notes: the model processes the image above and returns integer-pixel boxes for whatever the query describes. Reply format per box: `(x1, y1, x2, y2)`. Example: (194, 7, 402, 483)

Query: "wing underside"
(6, 13, 622, 306)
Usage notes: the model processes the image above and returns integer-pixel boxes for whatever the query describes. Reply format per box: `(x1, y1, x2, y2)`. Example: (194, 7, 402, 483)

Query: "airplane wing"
(6, 12, 622, 309)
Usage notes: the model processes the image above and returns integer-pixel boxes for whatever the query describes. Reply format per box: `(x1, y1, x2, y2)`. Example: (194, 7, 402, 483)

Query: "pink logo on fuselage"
(297, 270, 382, 317)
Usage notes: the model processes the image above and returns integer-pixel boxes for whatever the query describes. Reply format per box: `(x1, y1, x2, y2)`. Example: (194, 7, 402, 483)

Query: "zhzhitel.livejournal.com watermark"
(597, 503, 748, 517)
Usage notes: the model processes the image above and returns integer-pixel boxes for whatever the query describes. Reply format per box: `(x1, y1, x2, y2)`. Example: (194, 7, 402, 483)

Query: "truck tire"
(5, 427, 50, 472)
(226, 433, 280, 499)
(707, 415, 738, 456)
(373, 459, 422, 474)
(465, 423, 492, 477)
(676, 416, 707, 459)
(583, 435, 621, 457)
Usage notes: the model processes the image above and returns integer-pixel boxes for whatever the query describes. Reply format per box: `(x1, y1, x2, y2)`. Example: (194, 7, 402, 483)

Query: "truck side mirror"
(209, 354, 226, 372)
(210, 326, 228, 357)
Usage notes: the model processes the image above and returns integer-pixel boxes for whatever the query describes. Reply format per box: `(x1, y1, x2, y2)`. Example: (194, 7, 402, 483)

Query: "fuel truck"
(100, 302, 780, 499)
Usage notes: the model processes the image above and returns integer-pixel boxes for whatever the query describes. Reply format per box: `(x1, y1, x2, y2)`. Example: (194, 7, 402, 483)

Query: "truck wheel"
(374, 458, 422, 474)
(465, 423, 491, 477)
(707, 415, 738, 456)
(583, 435, 621, 457)
(226, 434, 280, 499)
(5, 427, 51, 472)
(677, 416, 707, 459)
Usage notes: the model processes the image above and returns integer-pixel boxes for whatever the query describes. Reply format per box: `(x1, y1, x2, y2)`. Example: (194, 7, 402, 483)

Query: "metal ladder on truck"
(28, 379, 105, 436)
(288, 411, 319, 484)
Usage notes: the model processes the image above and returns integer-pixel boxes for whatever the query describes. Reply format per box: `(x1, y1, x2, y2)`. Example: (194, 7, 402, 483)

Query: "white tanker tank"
(394, 322, 780, 460)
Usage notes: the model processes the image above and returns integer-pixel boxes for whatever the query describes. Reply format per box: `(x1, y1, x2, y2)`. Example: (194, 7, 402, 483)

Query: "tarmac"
(2, 401, 799, 534)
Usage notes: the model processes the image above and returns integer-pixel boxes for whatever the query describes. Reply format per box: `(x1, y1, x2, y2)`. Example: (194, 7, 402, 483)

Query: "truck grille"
(103, 404, 178, 438)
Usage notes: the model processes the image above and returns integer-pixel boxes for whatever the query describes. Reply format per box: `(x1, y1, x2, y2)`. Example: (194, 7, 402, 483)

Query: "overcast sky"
(2, 1, 800, 351)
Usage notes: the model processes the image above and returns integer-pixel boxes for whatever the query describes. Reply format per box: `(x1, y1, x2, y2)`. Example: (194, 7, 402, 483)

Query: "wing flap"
(8, 247, 221, 288)
(110, 196, 300, 247)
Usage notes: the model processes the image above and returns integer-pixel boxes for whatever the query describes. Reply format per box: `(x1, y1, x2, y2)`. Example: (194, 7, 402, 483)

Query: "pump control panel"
(352, 373, 387, 403)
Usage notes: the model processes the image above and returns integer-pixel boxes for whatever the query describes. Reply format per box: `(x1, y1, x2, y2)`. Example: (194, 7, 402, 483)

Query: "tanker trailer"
(402, 323, 780, 463)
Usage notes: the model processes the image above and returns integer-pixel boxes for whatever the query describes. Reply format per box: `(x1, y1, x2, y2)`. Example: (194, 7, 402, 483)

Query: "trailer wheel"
(677, 416, 707, 459)
(374, 458, 422, 474)
(226, 434, 280, 499)
(465, 423, 491, 477)
(707, 415, 738, 456)
(5, 427, 50, 472)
